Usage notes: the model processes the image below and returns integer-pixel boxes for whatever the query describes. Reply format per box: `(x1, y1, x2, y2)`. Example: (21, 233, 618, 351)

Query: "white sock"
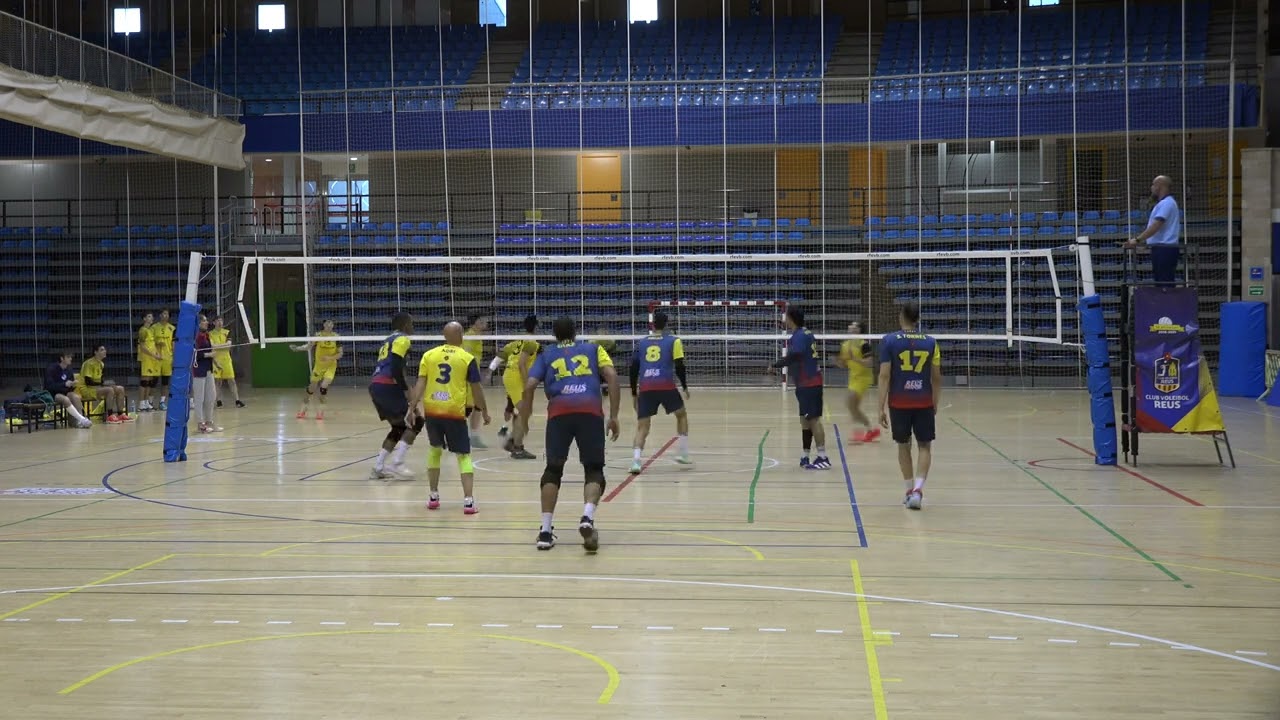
(67, 407, 87, 423)
(540, 512, 554, 532)
(464, 496, 475, 506)
(391, 440, 409, 465)
(816, 446, 826, 457)
(632, 447, 643, 461)
(429, 491, 440, 500)
(903, 478, 914, 493)
(678, 434, 688, 454)
(583, 502, 596, 521)
(913, 477, 926, 492)
(375, 448, 389, 470)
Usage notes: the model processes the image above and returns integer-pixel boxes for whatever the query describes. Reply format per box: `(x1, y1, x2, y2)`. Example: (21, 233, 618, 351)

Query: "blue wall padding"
(1079, 294, 1117, 465)
(163, 301, 201, 462)
(1269, 385, 1280, 407)
(1218, 302, 1267, 397)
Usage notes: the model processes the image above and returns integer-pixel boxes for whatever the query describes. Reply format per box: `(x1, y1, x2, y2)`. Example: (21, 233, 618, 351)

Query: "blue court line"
(831, 424, 869, 548)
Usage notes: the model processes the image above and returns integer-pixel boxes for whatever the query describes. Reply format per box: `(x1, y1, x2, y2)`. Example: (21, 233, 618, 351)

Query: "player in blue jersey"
(770, 307, 831, 470)
(367, 312, 424, 481)
(877, 302, 942, 510)
(629, 311, 693, 473)
(520, 317, 621, 552)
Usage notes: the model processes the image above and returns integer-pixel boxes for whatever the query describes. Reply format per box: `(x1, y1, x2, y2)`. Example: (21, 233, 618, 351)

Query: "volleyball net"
(237, 245, 1084, 387)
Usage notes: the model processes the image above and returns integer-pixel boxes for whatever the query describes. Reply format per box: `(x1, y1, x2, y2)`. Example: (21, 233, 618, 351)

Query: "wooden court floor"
(0, 387, 1277, 718)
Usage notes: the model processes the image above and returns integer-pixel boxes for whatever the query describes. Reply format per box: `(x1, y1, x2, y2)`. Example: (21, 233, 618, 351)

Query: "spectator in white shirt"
(1125, 175, 1181, 286)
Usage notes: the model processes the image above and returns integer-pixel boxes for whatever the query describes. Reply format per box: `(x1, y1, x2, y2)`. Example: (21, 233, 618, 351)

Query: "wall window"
(630, 0, 658, 23)
(1028, 0, 1060, 6)
(479, 0, 507, 27)
(258, 4, 286, 31)
(113, 7, 141, 35)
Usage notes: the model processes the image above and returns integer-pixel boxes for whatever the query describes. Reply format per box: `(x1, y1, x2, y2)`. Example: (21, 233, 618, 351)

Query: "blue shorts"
(636, 389, 684, 419)
(369, 384, 408, 424)
(889, 406, 936, 444)
(795, 386, 823, 419)
(425, 416, 470, 454)
(546, 413, 606, 466)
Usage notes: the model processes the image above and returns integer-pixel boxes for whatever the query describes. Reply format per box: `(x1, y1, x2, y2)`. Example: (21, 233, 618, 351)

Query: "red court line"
(1056, 438, 1204, 507)
(603, 435, 676, 503)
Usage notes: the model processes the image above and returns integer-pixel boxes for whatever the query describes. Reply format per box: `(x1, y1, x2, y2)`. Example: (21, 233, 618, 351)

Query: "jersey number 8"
(644, 345, 662, 362)
(550, 354, 592, 380)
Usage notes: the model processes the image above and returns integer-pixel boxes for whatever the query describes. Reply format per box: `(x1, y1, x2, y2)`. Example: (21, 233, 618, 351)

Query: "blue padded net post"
(1079, 294, 1118, 465)
(164, 252, 204, 462)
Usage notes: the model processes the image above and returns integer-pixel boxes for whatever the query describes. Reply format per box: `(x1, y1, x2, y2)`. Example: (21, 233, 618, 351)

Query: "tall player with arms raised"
(520, 317, 620, 552)
(292, 319, 342, 420)
(770, 307, 831, 470)
(367, 312, 422, 481)
(629, 311, 692, 472)
(413, 322, 490, 514)
(877, 302, 942, 511)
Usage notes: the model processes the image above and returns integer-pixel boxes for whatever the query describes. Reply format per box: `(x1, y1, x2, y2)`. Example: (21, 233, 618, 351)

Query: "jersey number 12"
(550, 354, 592, 380)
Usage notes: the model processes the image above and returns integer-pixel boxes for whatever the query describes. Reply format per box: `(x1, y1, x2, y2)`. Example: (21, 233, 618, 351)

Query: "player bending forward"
(837, 321, 879, 443)
(770, 307, 831, 470)
(520, 317, 620, 552)
(630, 311, 692, 472)
(878, 302, 942, 511)
(368, 313, 422, 480)
(495, 314, 540, 460)
(292, 319, 342, 420)
(413, 322, 490, 514)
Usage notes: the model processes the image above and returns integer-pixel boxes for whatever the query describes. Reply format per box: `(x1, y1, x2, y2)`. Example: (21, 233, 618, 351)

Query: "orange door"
(776, 148, 819, 221)
(848, 148, 886, 225)
(577, 153, 622, 223)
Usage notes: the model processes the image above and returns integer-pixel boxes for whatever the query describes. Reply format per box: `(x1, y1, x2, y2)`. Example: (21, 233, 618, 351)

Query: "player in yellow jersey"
(208, 316, 245, 409)
(462, 314, 490, 448)
(291, 319, 342, 419)
(836, 321, 880, 443)
(136, 313, 163, 412)
(412, 322, 491, 515)
(152, 309, 176, 410)
(77, 344, 132, 423)
(493, 314, 540, 459)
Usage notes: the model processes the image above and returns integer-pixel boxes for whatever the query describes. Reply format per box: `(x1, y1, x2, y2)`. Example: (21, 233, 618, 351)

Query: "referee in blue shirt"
(1125, 175, 1181, 286)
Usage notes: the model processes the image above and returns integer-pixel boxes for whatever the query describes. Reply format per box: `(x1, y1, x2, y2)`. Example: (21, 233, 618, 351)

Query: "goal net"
(239, 247, 1082, 387)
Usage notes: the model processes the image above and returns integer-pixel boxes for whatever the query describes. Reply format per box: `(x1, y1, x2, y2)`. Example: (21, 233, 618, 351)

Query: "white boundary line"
(0, 573, 1274, 672)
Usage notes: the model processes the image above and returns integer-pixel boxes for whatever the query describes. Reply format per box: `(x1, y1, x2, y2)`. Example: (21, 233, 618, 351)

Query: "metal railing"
(0, 11, 240, 118)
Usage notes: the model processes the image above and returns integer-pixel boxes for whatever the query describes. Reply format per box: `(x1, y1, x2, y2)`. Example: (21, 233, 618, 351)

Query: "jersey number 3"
(898, 350, 930, 373)
(550, 354, 592, 380)
(435, 363, 452, 384)
(644, 345, 662, 362)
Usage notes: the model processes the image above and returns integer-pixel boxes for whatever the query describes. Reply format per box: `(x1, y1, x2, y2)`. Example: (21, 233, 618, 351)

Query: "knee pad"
(387, 426, 406, 445)
(426, 446, 444, 470)
(584, 463, 607, 492)
(457, 453, 474, 474)
(540, 461, 565, 489)
(306, 387, 315, 395)
(319, 386, 328, 396)
(411, 416, 425, 434)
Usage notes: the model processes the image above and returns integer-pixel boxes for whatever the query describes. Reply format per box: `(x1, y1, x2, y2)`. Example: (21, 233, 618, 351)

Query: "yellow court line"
(851, 559, 890, 720)
(60, 629, 620, 704)
(1008, 405, 1039, 419)
(660, 532, 765, 560)
(481, 634, 620, 704)
(0, 554, 174, 622)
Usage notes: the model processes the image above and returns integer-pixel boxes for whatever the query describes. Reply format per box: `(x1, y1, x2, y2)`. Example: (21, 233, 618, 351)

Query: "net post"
(1076, 235, 1097, 297)
(183, 251, 202, 304)
(256, 260, 267, 349)
(164, 251, 203, 464)
(1005, 256, 1014, 348)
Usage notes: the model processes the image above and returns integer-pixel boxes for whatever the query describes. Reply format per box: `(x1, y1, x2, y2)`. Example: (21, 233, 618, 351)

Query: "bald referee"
(1125, 175, 1181, 286)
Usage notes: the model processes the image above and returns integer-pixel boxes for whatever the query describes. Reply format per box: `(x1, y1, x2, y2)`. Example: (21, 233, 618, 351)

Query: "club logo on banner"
(1133, 288, 1224, 433)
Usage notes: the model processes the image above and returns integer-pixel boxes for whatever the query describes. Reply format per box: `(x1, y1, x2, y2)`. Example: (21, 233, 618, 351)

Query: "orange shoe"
(864, 428, 882, 442)
(315, 411, 325, 420)
(106, 414, 122, 424)
(119, 413, 135, 422)
(296, 411, 307, 419)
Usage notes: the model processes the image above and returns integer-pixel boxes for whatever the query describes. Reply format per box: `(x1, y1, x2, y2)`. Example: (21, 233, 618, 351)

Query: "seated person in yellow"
(495, 314, 540, 460)
(152, 309, 176, 409)
(208, 316, 244, 408)
(836, 320, 879, 443)
(136, 313, 163, 412)
(77, 344, 132, 424)
(291, 319, 342, 420)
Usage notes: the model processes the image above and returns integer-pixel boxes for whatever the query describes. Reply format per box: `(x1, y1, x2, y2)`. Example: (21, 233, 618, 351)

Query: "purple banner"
(1133, 287, 1201, 433)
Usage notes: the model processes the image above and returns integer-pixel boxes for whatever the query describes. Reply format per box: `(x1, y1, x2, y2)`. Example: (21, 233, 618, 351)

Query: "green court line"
(745, 430, 770, 523)
(949, 417, 1189, 586)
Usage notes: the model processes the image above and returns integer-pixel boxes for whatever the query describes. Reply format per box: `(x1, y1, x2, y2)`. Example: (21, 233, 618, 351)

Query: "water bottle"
(129, 399, 137, 414)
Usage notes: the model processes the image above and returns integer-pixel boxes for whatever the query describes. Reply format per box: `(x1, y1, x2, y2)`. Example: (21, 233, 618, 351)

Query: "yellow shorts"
(310, 362, 337, 385)
(213, 356, 235, 380)
(75, 386, 99, 402)
(848, 378, 873, 397)
(503, 370, 525, 405)
(141, 360, 161, 378)
(159, 356, 174, 377)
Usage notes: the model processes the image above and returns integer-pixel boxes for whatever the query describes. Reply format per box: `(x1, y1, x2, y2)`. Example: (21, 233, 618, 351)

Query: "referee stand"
(1117, 242, 1235, 467)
